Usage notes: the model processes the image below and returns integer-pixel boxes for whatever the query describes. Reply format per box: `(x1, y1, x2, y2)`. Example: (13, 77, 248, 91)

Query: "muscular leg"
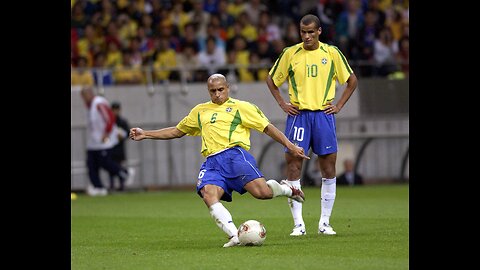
(285, 153, 306, 235)
(200, 185, 238, 245)
(286, 153, 303, 180)
(244, 178, 273, 199)
(245, 178, 294, 199)
(318, 152, 336, 179)
(318, 153, 337, 231)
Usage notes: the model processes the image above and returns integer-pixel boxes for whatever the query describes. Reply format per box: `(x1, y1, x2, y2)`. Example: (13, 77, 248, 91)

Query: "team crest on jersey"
(321, 58, 327, 65)
(226, 107, 232, 112)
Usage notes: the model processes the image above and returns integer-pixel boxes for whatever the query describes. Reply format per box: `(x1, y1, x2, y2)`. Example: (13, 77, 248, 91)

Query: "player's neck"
(303, 40, 319, 50)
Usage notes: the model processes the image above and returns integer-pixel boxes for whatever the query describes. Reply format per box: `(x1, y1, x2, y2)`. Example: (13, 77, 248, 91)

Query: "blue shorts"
(196, 146, 264, 202)
(284, 110, 337, 156)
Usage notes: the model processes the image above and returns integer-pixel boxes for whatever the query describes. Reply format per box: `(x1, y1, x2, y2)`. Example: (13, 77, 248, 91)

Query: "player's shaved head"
(207, 73, 227, 84)
(80, 86, 95, 106)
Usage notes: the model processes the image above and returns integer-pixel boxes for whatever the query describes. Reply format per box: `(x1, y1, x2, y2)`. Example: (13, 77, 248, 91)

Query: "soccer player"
(129, 73, 309, 247)
(266, 14, 358, 236)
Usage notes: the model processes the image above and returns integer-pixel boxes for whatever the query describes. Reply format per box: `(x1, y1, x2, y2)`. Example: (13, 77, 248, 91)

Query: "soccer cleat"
(280, 180, 305, 203)
(318, 223, 337, 235)
(290, 224, 306, 236)
(223, 235, 240, 248)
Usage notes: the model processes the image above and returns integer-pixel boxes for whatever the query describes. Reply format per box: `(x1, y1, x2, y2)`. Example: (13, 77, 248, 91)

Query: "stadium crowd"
(71, 0, 409, 86)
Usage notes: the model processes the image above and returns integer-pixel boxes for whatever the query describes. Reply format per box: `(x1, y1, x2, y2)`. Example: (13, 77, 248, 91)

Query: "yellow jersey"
(176, 98, 270, 157)
(269, 41, 353, 110)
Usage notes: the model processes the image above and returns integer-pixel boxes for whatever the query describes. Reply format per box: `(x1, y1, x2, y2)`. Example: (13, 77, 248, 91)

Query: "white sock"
(209, 202, 238, 238)
(287, 179, 304, 227)
(266, 179, 292, 197)
(319, 177, 336, 226)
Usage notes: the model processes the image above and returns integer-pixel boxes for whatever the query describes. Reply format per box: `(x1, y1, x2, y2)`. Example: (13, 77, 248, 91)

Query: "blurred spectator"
(199, 23, 226, 52)
(267, 0, 301, 28)
(337, 158, 363, 186)
(216, 0, 235, 29)
(188, 0, 211, 39)
(136, 27, 155, 63)
(198, 36, 226, 80)
(208, 13, 228, 41)
(388, 7, 407, 42)
(244, 0, 267, 26)
(152, 37, 179, 82)
(113, 49, 144, 84)
(157, 23, 181, 52)
(104, 21, 122, 51)
(108, 101, 135, 191)
(236, 11, 258, 43)
(76, 24, 105, 67)
(99, 0, 115, 28)
(129, 37, 144, 67)
(231, 35, 252, 82)
(255, 38, 276, 65)
(226, 20, 244, 50)
(177, 44, 201, 82)
(373, 26, 398, 76)
(307, 0, 340, 43)
(105, 41, 123, 68)
(227, 0, 246, 19)
(395, 35, 409, 77)
(335, 0, 365, 60)
(117, 13, 139, 48)
(80, 87, 133, 196)
(203, 0, 219, 13)
(180, 22, 201, 52)
(248, 52, 268, 81)
(367, 0, 386, 29)
(140, 14, 154, 37)
(71, 1, 88, 29)
(283, 21, 300, 47)
(93, 52, 114, 86)
(271, 39, 286, 57)
(257, 11, 281, 43)
(170, 1, 191, 37)
(71, 56, 94, 87)
(356, 9, 380, 77)
(219, 50, 240, 82)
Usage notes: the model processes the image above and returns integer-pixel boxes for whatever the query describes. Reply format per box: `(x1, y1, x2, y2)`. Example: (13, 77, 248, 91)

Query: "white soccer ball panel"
(237, 220, 266, 246)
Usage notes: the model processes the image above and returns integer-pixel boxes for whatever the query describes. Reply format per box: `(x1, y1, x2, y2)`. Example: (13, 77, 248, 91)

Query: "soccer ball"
(237, 220, 266, 246)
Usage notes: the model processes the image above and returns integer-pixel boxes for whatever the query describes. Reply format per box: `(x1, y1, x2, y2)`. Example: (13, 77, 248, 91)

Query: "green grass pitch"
(71, 184, 408, 270)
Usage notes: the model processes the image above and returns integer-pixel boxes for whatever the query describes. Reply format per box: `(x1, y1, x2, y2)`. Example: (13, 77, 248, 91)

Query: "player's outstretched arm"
(263, 124, 309, 160)
(129, 127, 186, 141)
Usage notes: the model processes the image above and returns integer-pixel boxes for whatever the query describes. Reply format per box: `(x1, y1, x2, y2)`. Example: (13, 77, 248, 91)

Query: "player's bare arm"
(129, 127, 186, 141)
(325, 73, 358, 115)
(266, 75, 299, 116)
(263, 124, 309, 160)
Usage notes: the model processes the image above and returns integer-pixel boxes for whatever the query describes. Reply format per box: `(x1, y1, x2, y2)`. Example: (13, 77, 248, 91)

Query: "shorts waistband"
(206, 147, 238, 158)
(299, 109, 325, 112)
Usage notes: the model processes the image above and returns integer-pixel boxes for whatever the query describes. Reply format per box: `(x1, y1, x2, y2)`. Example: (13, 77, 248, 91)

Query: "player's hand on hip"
(324, 102, 339, 115)
(281, 102, 300, 116)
